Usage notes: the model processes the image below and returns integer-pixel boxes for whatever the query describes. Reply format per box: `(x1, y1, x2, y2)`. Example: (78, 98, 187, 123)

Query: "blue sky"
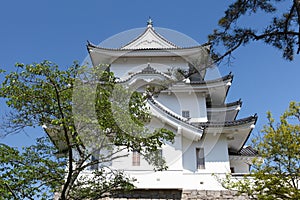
(0, 0, 299, 147)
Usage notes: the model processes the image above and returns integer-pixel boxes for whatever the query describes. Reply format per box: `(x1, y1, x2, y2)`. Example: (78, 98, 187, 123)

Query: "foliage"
(0, 137, 66, 200)
(69, 168, 135, 200)
(0, 61, 175, 200)
(209, 0, 300, 63)
(222, 101, 300, 199)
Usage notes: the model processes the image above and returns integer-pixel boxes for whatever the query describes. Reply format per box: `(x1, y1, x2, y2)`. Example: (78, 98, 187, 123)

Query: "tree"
(209, 0, 300, 63)
(0, 61, 174, 200)
(0, 137, 66, 200)
(221, 101, 300, 199)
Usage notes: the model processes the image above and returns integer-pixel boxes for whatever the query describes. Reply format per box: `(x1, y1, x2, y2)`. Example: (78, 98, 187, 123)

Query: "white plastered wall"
(157, 92, 207, 122)
(182, 134, 230, 173)
(229, 158, 251, 174)
(111, 57, 189, 78)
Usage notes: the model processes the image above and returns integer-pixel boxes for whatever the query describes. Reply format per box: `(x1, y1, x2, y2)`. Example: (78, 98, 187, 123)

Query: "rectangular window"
(132, 150, 140, 166)
(182, 110, 190, 118)
(196, 148, 205, 169)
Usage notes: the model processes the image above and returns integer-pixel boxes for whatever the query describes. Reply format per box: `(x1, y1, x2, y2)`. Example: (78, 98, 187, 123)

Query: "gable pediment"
(122, 27, 178, 49)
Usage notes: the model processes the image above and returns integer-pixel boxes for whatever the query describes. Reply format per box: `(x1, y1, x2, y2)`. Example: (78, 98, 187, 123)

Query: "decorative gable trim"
(121, 27, 178, 49)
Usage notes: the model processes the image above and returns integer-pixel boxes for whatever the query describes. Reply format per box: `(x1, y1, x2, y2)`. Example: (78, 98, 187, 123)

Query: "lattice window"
(182, 110, 190, 118)
(132, 150, 140, 166)
(196, 148, 205, 169)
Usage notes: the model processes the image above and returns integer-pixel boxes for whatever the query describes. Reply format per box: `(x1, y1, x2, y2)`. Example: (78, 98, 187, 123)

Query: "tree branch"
(48, 78, 73, 200)
(214, 34, 246, 63)
(294, 0, 300, 53)
(4, 183, 19, 200)
(250, 31, 300, 40)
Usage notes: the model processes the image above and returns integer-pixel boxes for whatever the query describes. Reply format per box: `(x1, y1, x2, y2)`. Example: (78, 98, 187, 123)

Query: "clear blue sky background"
(0, 0, 299, 147)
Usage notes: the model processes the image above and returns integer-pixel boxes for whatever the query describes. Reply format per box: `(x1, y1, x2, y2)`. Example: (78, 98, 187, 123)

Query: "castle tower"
(86, 19, 257, 191)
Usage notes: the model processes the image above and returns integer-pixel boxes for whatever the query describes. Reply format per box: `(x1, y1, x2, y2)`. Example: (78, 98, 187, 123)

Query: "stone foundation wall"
(101, 189, 249, 200)
(181, 190, 249, 200)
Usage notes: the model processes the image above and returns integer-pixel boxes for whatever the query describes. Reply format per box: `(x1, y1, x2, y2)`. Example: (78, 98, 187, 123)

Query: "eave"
(207, 99, 242, 121)
(229, 146, 258, 157)
(193, 115, 257, 128)
(193, 115, 257, 152)
(161, 74, 233, 105)
(229, 146, 258, 163)
(87, 43, 210, 66)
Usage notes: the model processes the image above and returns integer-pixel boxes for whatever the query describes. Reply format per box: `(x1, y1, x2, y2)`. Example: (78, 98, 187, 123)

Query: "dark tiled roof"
(147, 97, 191, 124)
(166, 73, 233, 89)
(207, 99, 242, 108)
(230, 146, 258, 156)
(192, 114, 257, 128)
(240, 146, 258, 156)
(148, 96, 257, 129)
(189, 72, 233, 84)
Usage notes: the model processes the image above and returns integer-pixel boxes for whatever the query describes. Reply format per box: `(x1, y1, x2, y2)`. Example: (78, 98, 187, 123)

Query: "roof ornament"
(147, 17, 153, 28)
(142, 63, 156, 73)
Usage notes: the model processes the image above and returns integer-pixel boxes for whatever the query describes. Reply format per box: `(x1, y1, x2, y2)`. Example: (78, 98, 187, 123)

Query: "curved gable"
(121, 26, 178, 49)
